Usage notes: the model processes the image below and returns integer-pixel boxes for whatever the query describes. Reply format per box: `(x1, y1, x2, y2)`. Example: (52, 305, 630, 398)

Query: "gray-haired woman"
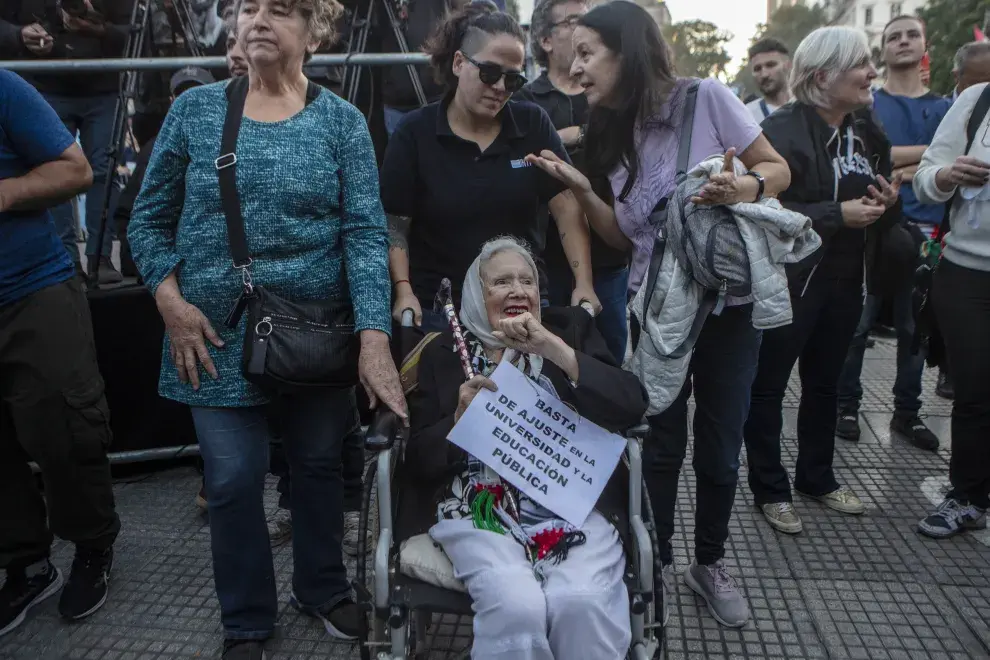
(403, 236, 649, 659)
(128, 0, 405, 657)
(742, 27, 911, 534)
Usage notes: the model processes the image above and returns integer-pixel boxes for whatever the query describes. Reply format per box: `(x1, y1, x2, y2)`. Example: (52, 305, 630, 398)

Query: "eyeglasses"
(550, 15, 581, 30)
(462, 54, 528, 93)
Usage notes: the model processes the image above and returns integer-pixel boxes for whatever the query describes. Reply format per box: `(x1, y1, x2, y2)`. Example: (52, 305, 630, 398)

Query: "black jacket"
(396, 306, 648, 547)
(761, 101, 914, 294)
(0, 0, 133, 96)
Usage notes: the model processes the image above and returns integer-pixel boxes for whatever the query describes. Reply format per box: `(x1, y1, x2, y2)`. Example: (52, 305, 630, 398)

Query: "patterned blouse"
(128, 81, 391, 407)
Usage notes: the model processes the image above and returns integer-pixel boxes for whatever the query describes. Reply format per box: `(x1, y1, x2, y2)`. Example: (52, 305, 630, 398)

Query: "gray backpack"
(640, 80, 752, 359)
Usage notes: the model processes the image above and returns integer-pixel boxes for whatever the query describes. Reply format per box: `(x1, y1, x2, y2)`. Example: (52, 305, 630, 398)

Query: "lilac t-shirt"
(610, 78, 763, 295)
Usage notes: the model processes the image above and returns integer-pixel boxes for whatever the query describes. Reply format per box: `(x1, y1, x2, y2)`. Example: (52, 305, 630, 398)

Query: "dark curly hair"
(423, 0, 525, 91)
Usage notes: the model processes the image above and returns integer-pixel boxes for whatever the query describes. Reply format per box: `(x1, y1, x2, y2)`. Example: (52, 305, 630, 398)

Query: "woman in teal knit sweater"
(127, 0, 405, 656)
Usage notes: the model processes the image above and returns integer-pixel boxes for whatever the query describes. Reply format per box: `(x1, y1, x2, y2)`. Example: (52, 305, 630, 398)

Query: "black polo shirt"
(380, 97, 570, 307)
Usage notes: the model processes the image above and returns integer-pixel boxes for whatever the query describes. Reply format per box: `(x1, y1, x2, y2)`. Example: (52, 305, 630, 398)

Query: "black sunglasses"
(462, 54, 528, 93)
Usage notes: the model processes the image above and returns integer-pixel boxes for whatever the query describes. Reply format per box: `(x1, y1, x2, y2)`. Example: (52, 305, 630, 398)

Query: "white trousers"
(430, 511, 631, 659)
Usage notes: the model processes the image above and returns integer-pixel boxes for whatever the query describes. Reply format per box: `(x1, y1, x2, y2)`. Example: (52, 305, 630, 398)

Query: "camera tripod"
(340, 0, 427, 109)
(89, 0, 206, 288)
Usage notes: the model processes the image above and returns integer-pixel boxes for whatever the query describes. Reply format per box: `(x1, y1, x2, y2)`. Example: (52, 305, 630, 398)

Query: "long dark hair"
(423, 0, 525, 92)
(579, 2, 676, 202)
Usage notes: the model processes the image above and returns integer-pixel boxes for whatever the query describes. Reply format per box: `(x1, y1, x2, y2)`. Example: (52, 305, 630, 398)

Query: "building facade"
(823, 0, 929, 49)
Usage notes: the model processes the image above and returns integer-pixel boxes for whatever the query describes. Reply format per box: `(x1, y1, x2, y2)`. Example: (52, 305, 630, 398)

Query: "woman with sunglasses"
(380, 0, 599, 328)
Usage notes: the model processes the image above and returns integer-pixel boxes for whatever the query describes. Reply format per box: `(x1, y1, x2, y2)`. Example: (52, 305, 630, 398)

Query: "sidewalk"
(2, 337, 988, 659)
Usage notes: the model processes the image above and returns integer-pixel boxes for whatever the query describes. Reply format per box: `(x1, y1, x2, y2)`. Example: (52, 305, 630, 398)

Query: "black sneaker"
(58, 546, 113, 621)
(935, 370, 954, 400)
(289, 592, 361, 640)
(222, 639, 266, 659)
(918, 498, 987, 539)
(890, 414, 939, 452)
(0, 561, 63, 638)
(835, 412, 861, 441)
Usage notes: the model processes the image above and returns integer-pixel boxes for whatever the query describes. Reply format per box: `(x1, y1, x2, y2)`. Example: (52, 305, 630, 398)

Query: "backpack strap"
(759, 98, 770, 120)
(936, 84, 990, 239)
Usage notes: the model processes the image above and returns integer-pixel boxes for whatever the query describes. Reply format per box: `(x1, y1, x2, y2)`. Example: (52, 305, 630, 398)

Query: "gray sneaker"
(683, 561, 750, 628)
(659, 562, 674, 627)
(761, 502, 803, 534)
(266, 508, 291, 546)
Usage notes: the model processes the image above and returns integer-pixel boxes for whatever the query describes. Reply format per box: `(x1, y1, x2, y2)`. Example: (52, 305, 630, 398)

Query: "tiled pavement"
(2, 337, 989, 660)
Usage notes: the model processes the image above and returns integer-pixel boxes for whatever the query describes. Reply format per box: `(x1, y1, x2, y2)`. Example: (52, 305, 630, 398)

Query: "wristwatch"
(744, 170, 766, 203)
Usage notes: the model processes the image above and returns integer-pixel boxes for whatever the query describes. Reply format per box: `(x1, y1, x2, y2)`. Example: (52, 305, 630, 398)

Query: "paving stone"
(5, 346, 990, 660)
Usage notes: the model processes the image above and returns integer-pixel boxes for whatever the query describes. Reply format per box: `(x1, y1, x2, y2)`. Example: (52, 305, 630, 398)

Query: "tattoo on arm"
(387, 214, 411, 251)
(571, 260, 580, 270)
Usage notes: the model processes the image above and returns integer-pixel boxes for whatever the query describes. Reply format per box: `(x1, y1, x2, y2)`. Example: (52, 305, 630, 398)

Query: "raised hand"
(524, 150, 592, 193)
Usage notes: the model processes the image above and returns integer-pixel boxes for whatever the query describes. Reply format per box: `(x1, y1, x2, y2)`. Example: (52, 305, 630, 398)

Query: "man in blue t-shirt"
(836, 14, 947, 452)
(0, 70, 119, 638)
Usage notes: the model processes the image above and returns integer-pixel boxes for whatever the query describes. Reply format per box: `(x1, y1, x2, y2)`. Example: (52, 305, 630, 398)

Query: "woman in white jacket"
(913, 82, 990, 539)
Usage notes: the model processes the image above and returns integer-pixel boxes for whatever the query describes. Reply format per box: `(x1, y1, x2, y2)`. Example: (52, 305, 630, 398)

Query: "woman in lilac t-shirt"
(528, 0, 791, 630)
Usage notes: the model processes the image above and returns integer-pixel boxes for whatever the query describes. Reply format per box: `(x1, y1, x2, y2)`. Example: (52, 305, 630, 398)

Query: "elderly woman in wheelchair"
(388, 236, 650, 659)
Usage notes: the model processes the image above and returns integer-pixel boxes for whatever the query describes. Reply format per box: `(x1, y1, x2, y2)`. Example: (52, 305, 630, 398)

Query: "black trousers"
(934, 260, 990, 509)
(645, 305, 762, 566)
(0, 278, 120, 569)
(744, 273, 863, 504)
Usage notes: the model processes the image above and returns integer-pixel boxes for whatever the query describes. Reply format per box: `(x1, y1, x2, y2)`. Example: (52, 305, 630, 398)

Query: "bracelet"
(393, 279, 410, 289)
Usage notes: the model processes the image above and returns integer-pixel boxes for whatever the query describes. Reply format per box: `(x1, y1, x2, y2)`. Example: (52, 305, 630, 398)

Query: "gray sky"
(517, 0, 766, 75)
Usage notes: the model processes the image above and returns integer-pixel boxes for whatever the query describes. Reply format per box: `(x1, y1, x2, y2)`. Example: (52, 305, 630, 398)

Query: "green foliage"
(661, 19, 732, 80)
(505, 0, 520, 23)
(918, 0, 990, 95)
(732, 3, 828, 98)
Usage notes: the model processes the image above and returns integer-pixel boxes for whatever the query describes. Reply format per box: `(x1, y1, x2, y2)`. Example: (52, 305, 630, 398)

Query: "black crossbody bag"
(218, 76, 359, 391)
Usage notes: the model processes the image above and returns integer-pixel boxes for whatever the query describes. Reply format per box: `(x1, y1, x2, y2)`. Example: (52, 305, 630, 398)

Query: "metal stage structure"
(0, 53, 428, 73)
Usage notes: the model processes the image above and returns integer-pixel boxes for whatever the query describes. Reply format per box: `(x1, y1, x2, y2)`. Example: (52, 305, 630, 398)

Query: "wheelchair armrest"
(365, 409, 402, 451)
(625, 421, 650, 440)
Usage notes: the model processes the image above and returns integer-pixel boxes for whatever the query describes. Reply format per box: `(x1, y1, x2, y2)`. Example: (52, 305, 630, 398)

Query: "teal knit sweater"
(129, 81, 391, 407)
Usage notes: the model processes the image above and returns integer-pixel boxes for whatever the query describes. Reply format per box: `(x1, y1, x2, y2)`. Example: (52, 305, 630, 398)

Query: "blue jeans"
(643, 304, 762, 565)
(547, 267, 630, 364)
(191, 388, 355, 640)
(43, 93, 118, 261)
(384, 105, 410, 138)
(838, 285, 924, 415)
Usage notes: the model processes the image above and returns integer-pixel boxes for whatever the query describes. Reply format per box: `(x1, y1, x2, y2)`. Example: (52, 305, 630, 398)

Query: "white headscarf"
(459, 237, 539, 348)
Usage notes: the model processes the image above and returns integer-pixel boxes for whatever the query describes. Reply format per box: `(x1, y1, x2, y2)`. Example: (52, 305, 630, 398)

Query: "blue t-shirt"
(872, 88, 952, 226)
(0, 71, 76, 308)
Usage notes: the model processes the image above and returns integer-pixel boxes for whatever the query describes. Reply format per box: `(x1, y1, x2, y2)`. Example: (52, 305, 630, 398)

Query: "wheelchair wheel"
(357, 458, 380, 660)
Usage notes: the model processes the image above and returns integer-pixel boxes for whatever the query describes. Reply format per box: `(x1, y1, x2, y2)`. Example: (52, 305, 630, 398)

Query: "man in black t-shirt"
(516, 0, 629, 362)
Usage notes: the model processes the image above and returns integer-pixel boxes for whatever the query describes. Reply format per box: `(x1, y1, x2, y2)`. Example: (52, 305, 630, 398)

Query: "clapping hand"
(691, 149, 742, 206)
(866, 173, 902, 208)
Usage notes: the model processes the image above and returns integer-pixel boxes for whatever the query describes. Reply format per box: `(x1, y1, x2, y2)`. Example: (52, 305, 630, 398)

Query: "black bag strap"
(218, 77, 323, 273)
(219, 76, 251, 270)
(759, 98, 770, 120)
(674, 80, 701, 185)
(936, 83, 990, 239)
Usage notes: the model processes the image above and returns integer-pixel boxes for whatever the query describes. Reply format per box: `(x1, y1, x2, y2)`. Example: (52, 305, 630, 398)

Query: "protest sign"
(447, 361, 626, 527)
